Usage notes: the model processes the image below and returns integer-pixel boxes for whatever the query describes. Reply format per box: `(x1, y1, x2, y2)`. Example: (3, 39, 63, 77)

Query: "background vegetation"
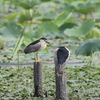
(0, 0, 100, 99)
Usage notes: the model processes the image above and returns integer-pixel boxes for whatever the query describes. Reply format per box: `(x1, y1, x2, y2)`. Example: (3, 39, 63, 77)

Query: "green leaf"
(18, 10, 32, 23)
(86, 28, 100, 39)
(59, 23, 77, 33)
(39, 21, 59, 34)
(5, 12, 19, 21)
(54, 11, 72, 26)
(24, 26, 44, 38)
(24, 31, 34, 40)
(88, 0, 100, 4)
(19, 2, 32, 9)
(41, 12, 57, 21)
(71, 1, 97, 14)
(59, 4, 74, 11)
(23, 39, 33, 46)
(64, 20, 95, 37)
(23, 27, 44, 46)
(18, 9, 41, 23)
(75, 38, 100, 56)
(16, 1, 37, 9)
(0, 22, 22, 39)
(12, 36, 24, 57)
(33, 27, 44, 38)
(0, 0, 3, 5)
(41, 0, 52, 2)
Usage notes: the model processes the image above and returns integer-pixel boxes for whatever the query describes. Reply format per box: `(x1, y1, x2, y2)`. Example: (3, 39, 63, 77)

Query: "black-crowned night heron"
(54, 46, 70, 73)
(24, 37, 50, 62)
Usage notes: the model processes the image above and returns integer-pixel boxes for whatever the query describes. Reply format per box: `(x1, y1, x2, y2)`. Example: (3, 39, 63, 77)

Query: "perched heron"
(24, 37, 50, 62)
(54, 46, 70, 73)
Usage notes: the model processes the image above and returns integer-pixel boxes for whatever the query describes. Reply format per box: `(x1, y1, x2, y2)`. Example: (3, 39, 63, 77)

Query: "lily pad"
(64, 20, 95, 37)
(75, 38, 100, 56)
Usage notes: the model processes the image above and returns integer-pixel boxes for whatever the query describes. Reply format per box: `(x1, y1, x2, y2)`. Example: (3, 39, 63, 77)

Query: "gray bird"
(24, 37, 50, 62)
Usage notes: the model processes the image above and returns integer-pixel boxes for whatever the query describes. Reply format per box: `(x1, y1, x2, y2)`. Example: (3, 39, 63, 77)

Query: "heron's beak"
(46, 41, 50, 44)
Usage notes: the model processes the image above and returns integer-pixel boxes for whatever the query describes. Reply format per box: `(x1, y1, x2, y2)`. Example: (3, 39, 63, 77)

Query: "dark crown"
(40, 37, 47, 40)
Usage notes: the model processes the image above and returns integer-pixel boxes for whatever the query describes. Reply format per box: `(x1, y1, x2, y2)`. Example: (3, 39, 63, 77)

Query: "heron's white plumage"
(39, 39, 47, 51)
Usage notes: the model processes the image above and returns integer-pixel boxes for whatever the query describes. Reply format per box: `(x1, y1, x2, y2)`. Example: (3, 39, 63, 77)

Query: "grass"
(0, 64, 100, 100)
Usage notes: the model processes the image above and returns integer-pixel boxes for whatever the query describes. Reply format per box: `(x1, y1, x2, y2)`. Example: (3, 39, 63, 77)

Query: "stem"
(16, 26, 26, 68)
(90, 54, 93, 66)
(17, 50, 20, 70)
(21, 25, 26, 37)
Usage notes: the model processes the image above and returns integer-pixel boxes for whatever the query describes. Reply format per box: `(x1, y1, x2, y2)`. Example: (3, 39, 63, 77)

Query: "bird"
(24, 37, 50, 62)
(54, 46, 70, 74)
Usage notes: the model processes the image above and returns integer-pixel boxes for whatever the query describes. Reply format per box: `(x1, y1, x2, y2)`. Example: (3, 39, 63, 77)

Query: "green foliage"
(33, 27, 45, 38)
(54, 11, 72, 26)
(75, 38, 100, 56)
(88, 0, 100, 4)
(13, 0, 40, 9)
(23, 26, 45, 46)
(41, 0, 52, 2)
(59, 23, 77, 33)
(5, 12, 19, 21)
(41, 12, 57, 21)
(0, 0, 3, 5)
(71, 1, 97, 14)
(64, 20, 95, 37)
(17, 2, 34, 9)
(0, 65, 100, 99)
(39, 21, 59, 34)
(12, 36, 24, 57)
(18, 9, 41, 23)
(0, 1, 100, 99)
(0, 23, 22, 39)
(84, 28, 100, 40)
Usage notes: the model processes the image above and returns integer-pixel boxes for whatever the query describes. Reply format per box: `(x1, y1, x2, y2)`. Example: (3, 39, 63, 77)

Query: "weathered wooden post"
(34, 61, 43, 97)
(54, 46, 70, 100)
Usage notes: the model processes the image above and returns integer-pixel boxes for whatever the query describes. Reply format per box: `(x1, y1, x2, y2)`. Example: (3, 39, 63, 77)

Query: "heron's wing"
(24, 42, 41, 54)
(57, 47, 69, 64)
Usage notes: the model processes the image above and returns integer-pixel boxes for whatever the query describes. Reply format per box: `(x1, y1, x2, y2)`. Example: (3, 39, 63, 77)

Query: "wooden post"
(34, 62, 43, 97)
(54, 47, 70, 100)
(55, 62, 67, 100)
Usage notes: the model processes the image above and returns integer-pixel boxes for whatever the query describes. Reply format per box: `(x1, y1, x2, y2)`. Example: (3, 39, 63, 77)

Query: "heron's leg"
(34, 53, 37, 62)
(36, 52, 38, 62)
